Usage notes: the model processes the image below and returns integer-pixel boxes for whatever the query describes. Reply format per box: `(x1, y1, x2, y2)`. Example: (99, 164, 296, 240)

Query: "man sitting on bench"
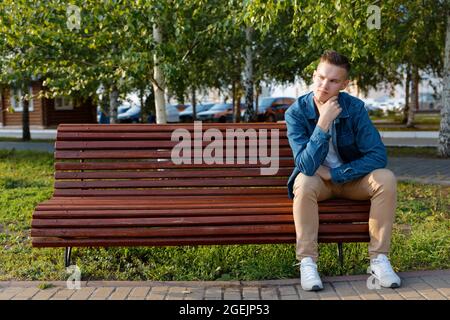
(285, 50, 401, 291)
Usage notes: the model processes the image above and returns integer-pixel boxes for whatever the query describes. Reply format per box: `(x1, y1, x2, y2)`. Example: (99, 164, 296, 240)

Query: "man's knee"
(370, 169, 397, 192)
(293, 173, 323, 198)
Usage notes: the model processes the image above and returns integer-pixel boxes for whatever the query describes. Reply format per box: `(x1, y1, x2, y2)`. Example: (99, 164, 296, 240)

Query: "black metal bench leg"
(64, 247, 72, 268)
(337, 242, 344, 275)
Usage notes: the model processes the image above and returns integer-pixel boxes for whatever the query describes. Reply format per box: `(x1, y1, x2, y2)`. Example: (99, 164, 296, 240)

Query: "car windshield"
(209, 103, 231, 111)
(259, 98, 276, 110)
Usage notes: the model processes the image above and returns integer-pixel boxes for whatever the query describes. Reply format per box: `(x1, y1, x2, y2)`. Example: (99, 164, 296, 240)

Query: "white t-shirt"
(323, 124, 343, 169)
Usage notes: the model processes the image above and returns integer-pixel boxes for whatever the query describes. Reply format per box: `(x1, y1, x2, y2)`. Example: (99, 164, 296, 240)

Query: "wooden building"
(0, 81, 97, 128)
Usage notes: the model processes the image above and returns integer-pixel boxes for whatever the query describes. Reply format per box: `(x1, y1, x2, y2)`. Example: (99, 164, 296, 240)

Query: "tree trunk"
(144, 85, 156, 123)
(244, 26, 255, 121)
(407, 66, 419, 128)
(191, 87, 197, 121)
(235, 84, 242, 123)
(255, 81, 261, 121)
(231, 80, 236, 123)
(153, 23, 167, 124)
(438, 10, 450, 157)
(402, 65, 411, 125)
(140, 87, 147, 123)
(22, 83, 30, 141)
(109, 85, 119, 124)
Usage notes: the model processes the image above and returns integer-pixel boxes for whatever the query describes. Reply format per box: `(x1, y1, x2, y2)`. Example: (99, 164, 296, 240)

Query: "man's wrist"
(317, 118, 331, 132)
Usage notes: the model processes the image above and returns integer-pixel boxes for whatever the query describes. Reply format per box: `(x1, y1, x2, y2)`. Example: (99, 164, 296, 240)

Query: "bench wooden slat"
(54, 168, 293, 180)
(54, 177, 288, 189)
(32, 234, 370, 247)
(54, 160, 295, 170)
(57, 131, 288, 141)
(32, 214, 369, 227)
(31, 223, 368, 238)
(33, 207, 294, 218)
(52, 188, 289, 197)
(55, 140, 291, 150)
(33, 209, 368, 221)
(54, 149, 292, 159)
(57, 123, 289, 132)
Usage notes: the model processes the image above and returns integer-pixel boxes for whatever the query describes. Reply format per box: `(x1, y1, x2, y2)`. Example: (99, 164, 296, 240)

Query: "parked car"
(243, 97, 295, 122)
(116, 104, 179, 123)
(226, 103, 247, 122)
(419, 93, 442, 110)
(197, 103, 233, 122)
(170, 103, 190, 112)
(97, 104, 132, 124)
(179, 103, 215, 122)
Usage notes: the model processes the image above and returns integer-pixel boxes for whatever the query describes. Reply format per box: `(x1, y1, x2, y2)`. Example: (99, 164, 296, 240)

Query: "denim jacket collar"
(305, 91, 350, 120)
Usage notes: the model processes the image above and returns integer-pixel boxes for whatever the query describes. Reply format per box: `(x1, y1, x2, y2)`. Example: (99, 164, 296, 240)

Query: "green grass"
(0, 149, 449, 281)
(386, 147, 442, 158)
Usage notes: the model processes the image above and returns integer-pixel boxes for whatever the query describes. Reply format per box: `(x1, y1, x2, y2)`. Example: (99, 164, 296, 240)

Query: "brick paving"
(0, 269, 448, 300)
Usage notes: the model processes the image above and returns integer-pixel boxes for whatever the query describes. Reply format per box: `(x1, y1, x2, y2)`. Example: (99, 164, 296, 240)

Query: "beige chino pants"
(293, 168, 397, 262)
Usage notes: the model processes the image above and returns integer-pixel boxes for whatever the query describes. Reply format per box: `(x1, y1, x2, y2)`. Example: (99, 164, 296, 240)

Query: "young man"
(285, 50, 401, 291)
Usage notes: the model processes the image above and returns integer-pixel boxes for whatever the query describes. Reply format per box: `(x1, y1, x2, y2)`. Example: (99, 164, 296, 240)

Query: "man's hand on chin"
(316, 165, 332, 181)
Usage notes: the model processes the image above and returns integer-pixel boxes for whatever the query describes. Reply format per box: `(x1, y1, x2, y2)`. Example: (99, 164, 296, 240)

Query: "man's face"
(312, 62, 350, 103)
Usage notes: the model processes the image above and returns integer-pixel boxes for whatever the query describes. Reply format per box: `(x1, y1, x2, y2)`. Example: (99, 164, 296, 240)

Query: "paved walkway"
(0, 269, 448, 300)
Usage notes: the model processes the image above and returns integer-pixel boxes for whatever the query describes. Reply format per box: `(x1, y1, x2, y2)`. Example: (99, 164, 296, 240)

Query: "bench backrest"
(53, 123, 293, 199)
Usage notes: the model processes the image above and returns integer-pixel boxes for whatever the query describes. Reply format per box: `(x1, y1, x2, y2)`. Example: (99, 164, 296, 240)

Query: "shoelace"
(372, 257, 396, 276)
(300, 262, 319, 281)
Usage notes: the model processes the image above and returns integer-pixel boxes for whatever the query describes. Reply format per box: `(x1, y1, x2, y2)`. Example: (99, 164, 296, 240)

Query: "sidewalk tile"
(146, 286, 168, 300)
(295, 285, 320, 300)
(50, 288, 76, 300)
(332, 281, 361, 300)
(223, 288, 241, 300)
(317, 283, 340, 300)
(165, 286, 187, 300)
(421, 276, 450, 298)
(205, 287, 223, 300)
(0, 287, 25, 300)
(260, 287, 279, 300)
(11, 287, 40, 300)
(350, 280, 383, 300)
(403, 277, 447, 300)
(242, 287, 260, 300)
(88, 287, 115, 300)
(32, 288, 59, 300)
(69, 287, 96, 300)
(127, 287, 150, 300)
(108, 287, 132, 300)
(278, 286, 299, 300)
(183, 287, 205, 300)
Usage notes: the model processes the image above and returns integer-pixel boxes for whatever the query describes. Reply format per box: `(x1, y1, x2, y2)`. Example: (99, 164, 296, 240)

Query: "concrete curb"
(1, 269, 448, 289)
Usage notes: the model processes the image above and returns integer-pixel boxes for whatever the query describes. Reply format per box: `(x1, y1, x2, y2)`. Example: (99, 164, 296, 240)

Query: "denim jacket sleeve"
(285, 107, 331, 176)
(330, 104, 387, 184)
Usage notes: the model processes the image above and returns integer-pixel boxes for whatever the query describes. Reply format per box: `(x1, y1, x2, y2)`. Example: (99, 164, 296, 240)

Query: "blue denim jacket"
(285, 91, 387, 199)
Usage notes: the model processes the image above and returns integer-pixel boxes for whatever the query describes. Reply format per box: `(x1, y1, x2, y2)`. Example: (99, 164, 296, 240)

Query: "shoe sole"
(301, 284, 323, 292)
(370, 270, 401, 289)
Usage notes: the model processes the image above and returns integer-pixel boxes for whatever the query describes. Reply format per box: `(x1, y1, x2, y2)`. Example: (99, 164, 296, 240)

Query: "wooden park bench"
(31, 123, 370, 272)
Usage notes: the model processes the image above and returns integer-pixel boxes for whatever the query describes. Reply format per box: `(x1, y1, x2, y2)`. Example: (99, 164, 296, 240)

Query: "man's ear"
(341, 79, 350, 90)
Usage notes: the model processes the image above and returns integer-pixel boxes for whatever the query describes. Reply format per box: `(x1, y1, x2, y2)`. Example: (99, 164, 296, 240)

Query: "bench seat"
(31, 123, 371, 268)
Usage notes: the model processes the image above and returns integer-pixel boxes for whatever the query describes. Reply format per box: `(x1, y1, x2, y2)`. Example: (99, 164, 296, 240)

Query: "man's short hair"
(320, 50, 351, 74)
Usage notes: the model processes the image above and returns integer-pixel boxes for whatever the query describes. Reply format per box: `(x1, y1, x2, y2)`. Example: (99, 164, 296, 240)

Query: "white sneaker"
(300, 257, 323, 291)
(368, 254, 401, 288)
